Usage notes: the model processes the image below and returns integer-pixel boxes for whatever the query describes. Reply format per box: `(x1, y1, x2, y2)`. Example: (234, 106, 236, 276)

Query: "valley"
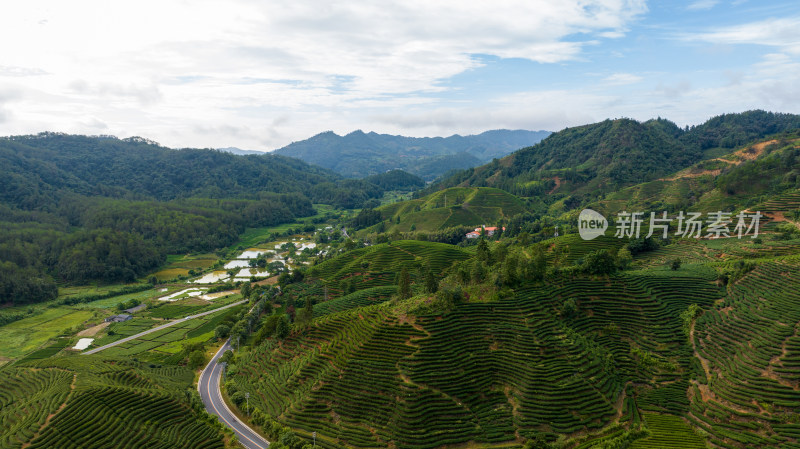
(1, 111, 800, 449)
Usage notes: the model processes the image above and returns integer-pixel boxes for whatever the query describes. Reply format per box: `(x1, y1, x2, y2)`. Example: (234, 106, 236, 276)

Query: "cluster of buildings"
(466, 226, 505, 239)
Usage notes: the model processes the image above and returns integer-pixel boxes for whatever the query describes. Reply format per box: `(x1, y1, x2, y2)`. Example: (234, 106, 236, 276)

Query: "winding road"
(199, 340, 270, 449)
(82, 299, 248, 355)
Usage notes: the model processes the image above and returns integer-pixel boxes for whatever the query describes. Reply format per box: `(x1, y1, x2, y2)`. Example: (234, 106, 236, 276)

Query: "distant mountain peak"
(274, 129, 551, 180)
(217, 147, 267, 156)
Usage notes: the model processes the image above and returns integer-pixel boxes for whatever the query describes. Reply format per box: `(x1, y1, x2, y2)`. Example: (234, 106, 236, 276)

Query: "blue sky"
(0, 0, 798, 150)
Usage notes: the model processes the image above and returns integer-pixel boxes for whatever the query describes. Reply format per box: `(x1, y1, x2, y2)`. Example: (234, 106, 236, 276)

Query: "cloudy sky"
(1, 0, 798, 150)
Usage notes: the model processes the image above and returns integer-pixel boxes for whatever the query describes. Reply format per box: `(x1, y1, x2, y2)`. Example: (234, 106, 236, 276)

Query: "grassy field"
(98, 304, 243, 361)
(58, 283, 144, 300)
(0, 308, 94, 359)
(74, 287, 174, 309)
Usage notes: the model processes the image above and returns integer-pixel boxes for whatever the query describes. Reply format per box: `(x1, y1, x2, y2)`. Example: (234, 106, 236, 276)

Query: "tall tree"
(424, 267, 438, 294)
(398, 267, 412, 299)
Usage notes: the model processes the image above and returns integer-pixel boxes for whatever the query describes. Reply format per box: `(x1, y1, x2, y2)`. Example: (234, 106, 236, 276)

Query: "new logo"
(578, 209, 608, 240)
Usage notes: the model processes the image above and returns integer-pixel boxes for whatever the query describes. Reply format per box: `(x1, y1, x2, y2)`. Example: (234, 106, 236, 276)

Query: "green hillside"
(218, 141, 800, 448)
(597, 134, 800, 216)
(308, 240, 472, 294)
(423, 111, 800, 201)
(3, 112, 800, 449)
(0, 133, 417, 305)
(228, 231, 795, 449)
(372, 187, 529, 233)
(1, 356, 225, 449)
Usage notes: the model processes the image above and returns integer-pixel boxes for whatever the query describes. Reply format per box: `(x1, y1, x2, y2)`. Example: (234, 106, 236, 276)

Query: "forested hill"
(424, 110, 800, 197)
(0, 133, 423, 305)
(273, 129, 551, 180)
(0, 133, 337, 205)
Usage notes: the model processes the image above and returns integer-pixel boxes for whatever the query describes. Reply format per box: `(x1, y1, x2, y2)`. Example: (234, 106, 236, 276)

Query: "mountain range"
(223, 129, 551, 180)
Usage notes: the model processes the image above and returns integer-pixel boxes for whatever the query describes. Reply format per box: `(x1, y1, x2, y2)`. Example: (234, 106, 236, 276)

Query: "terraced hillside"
(373, 187, 528, 233)
(597, 135, 800, 216)
(308, 240, 471, 295)
(690, 258, 800, 448)
(232, 264, 725, 449)
(0, 356, 225, 449)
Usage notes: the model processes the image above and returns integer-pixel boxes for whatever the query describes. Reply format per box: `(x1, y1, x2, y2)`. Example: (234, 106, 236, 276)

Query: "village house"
(466, 225, 506, 239)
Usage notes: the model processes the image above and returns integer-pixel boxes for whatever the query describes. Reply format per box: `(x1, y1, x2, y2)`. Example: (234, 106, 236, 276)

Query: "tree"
(681, 303, 703, 336)
(188, 350, 206, 369)
(220, 349, 234, 365)
(275, 316, 290, 339)
(298, 297, 313, 325)
(561, 298, 578, 319)
(671, 258, 682, 271)
(527, 247, 547, 280)
(240, 282, 251, 299)
(424, 267, 438, 294)
(215, 324, 231, 340)
(398, 266, 412, 299)
(470, 261, 486, 284)
(617, 246, 633, 270)
(582, 249, 617, 275)
(230, 391, 245, 407)
(476, 239, 491, 263)
(503, 253, 519, 287)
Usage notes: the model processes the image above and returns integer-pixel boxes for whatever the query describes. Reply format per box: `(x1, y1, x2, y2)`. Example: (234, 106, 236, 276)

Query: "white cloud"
(687, 0, 720, 11)
(0, 0, 647, 149)
(603, 73, 643, 85)
(683, 16, 800, 53)
(371, 45, 800, 138)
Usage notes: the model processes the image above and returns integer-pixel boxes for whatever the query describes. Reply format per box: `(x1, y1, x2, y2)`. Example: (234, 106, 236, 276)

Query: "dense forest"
(0, 134, 423, 305)
(422, 110, 800, 198)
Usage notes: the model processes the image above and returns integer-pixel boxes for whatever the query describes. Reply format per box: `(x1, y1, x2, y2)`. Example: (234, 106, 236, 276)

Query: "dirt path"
(690, 321, 712, 381)
(659, 140, 779, 182)
(614, 383, 629, 422)
(22, 373, 77, 448)
(660, 168, 723, 181)
(77, 321, 109, 337)
(547, 176, 562, 194)
(254, 276, 278, 286)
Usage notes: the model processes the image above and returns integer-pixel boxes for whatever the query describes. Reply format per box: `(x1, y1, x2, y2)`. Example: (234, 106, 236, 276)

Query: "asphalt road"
(82, 299, 248, 355)
(199, 340, 270, 449)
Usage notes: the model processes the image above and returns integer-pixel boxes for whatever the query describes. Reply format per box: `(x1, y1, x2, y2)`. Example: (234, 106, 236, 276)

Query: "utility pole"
(313, 431, 316, 447)
(554, 225, 559, 237)
(236, 336, 240, 352)
(245, 392, 250, 416)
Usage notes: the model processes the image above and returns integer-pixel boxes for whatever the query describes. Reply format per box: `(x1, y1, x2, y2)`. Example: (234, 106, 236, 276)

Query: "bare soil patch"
(77, 322, 110, 337)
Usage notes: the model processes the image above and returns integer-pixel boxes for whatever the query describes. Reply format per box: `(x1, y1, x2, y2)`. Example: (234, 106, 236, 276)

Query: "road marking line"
(200, 340, 270, 448)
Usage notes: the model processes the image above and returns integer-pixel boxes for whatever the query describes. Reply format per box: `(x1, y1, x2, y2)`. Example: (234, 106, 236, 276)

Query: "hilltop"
(273, 129, 551, 180)
(597, 134, 800, 216)
(424, 110, 800, 199)
(371, 186, 528, 233)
